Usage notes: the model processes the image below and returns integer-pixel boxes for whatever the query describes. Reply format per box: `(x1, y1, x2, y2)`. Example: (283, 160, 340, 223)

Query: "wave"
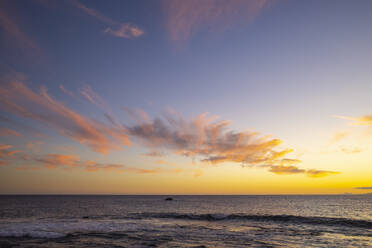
(0, 220, 140, 239)
(131, 213, 372, 229)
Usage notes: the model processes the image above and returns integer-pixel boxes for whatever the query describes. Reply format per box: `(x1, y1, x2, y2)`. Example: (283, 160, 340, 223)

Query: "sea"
(0, 195, 371, 247)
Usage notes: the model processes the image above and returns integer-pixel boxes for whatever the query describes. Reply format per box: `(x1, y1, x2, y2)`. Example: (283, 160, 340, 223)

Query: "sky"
(0, 0, 372, 194)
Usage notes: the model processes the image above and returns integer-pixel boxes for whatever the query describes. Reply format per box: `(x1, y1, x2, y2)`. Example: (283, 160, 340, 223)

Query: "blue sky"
(1, 0, 372, 194)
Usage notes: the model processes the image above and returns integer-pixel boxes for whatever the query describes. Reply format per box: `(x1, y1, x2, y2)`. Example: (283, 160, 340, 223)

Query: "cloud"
(0, 1, 40, 50)
(0, 116, 47, 138)
(79, 84, 109, 110)
(305, 169, 340, 178)
(0, 144, 21, 166)
(330, 131, 350, 144)
(19, 153, 123, 171)
(104, 24, 144, 39)
(126, 110, 339, 178)
(59, 85, 75, 97)
(142, 151, 164, 157)
(269, 165, 305, 175)
(26, 141, 44, 151)
(0, 128, 22, 137)
(268, 165, 339, 178)
(340, 147, 363, 154)
(354, 187, 372, 190)
(0, 80, 130, 154)
(163, 0, 271, 44)
(0, 144, 19, 157)
(71, 0, 144, 39)
(128, 111, 292, 166)
(194, 169, 203, 177)
(0, 160, 9, 166)
(16, 152, 184, 174)
(36, 154, 80, 169)
(71, 0, 116, 25)
(336, 115, 372, 126)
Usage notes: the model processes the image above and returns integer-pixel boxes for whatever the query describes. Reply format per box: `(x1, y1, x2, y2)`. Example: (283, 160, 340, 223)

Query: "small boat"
(164, 197, 173, 201)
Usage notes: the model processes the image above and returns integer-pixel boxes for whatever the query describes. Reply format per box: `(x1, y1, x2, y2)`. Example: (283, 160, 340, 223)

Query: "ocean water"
(0, 195, 371, 247)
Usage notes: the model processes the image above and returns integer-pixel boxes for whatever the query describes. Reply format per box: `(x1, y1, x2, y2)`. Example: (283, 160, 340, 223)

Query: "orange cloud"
(0, 144, 21, 166)
(13, 152, 183, 174)
(336, 115, 372, 126)
(36, 154, 80, 169)
(163, 0, 271, 44)
(0, 128, 22, 137)
(269, 165, 305, 175)
(306, 169, 340, 178)
(0, 81, 130, 154)
(84, 160, 125, 172)
(71, 0, 144, 39)
(128, 110, 339, 178)
(269, 165, 339, 178)
(128, 111, 293, 166)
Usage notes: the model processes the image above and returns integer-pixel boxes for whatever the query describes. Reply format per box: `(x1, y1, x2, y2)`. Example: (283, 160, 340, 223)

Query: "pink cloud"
(59, 85, 75, 97)
(104, 24, 144, 39)
(0, 81, 130, 154)
(163, 0, 272, 44)
(79, 84, 109, 110)
(0, 128, 22, 137)
(0, 2, 40, 50)
(0, 144, 21, 166)
(71, 0, 144, 39)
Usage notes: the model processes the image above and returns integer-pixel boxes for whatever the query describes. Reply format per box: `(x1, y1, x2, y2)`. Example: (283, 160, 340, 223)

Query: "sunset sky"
(1, 0, 372, 194)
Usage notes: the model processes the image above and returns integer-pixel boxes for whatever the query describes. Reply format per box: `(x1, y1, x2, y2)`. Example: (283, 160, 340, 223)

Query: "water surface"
(0, 195, 371, 247)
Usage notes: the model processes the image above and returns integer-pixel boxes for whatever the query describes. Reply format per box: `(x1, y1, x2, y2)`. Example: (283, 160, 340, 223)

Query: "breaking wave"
(131, 213, 372, 229)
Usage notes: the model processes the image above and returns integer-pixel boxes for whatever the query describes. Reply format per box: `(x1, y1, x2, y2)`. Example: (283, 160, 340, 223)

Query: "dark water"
(0, 195, 371, 247)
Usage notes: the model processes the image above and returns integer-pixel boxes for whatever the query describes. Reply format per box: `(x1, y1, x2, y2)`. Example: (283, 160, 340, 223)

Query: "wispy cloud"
(104, 24, 144, 39)
(354, 187, 372, 190)
(306, 169, 340, 178)
(59, 85, 75, 97)
(71, 0, 144, 39)
(336, 115, 372, 126)
(0, 1, 40, 50)
(79, 84, 109, 110)
(0, 81, 130, 154)
(26, 141, 44, 151)
(35, 153, 80, 169)
(269, 165, 305, 175)
(0, 128, 22, 137)
(0, 145, 20, 157)
(163, 0, 272, 44)
(340, 147, 363, 154)
(329, 131, 350, 144)
(0, 116, 47, 138)
(0, 144, 20, 166)
(16, 152, 185, 174)
(267, 165, 338, 178)
(142, 151, 164, 157)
